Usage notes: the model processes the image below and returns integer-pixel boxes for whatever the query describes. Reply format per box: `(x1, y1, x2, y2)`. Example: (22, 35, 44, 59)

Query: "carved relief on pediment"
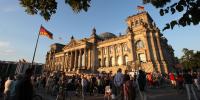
(63, 40, 85, 50)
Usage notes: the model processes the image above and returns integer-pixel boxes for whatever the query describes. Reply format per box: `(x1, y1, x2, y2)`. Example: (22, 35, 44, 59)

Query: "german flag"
(39, 26, 53, 39)
(137, 6, 145, 11)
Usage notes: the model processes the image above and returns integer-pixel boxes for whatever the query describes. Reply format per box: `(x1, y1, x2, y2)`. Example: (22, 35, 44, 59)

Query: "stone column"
(62, 53, 66, 72)
(74, 50, 78, 69)
(150, 31, 161, 72)
(84, 48, 87, 69)
(156, 31, 168, 73)
(65, 53, 68, 71)
(88, 49, 91, 69)
(128, 34, 135, 62)
(114, 45, 117, 66)
(144, 29, 152, 62)
(70, 51, 73, 70)
(107, 46, 111, 67)
(79, 49, 82, 69)
(120, 43, 124, 65)
(101, 48, 104, 67)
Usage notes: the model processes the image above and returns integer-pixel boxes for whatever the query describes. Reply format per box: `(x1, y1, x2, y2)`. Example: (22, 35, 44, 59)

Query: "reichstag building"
(45, 12, 175, 74)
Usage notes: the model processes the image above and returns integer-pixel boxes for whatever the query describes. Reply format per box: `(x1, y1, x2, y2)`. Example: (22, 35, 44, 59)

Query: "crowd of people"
(0, 67, 200, 100)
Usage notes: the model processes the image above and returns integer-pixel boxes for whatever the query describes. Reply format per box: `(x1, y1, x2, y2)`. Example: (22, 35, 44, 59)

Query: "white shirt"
(81, 78, 87, 87)
(4, 79, 13, 93)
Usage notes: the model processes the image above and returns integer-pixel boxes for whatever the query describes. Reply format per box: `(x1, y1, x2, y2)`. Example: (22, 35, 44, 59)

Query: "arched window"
(140, 19, 144, 24)
(136, 40, 144, 49)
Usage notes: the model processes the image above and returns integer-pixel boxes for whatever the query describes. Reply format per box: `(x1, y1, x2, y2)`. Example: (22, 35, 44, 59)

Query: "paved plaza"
(36, 87, 200, 100)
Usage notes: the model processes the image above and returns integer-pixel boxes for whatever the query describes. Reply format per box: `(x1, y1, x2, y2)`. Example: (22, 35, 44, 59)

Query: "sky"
(0, 0, 200, 63)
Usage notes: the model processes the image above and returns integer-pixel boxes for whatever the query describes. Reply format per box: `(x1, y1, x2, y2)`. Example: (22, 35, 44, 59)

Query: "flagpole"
(31, 25, 41, 74)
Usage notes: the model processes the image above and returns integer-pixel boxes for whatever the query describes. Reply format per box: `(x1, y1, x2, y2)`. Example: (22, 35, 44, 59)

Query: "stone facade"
(45, 12, 175, 74)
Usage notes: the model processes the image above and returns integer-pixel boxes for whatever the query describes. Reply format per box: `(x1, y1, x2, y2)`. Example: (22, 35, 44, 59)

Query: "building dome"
(98, 32, 117, 40)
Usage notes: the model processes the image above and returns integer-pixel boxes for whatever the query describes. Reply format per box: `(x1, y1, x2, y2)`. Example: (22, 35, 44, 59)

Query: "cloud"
(0, 41, 15, 56)
(0, 41, 10, 48)
(0, 5, 18, 13)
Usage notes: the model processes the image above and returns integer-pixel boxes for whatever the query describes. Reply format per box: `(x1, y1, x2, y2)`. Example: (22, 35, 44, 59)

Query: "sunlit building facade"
(45, 12, 175, 74)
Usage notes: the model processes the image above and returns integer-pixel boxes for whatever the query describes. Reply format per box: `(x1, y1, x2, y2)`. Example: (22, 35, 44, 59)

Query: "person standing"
(137, 70, 147, 100)
(0, 77, 2, 97)
(193, 72, 200, 91)
(176, 72, 184, 93)
(81, 75, 87, 100)
(114, 68, 124, 100)
(4, 76, 14, 100)
(197, 71, 200, 91)
(183, 70, 198, 100)
(15, 68, 34, 100)
(10, 74, 23, 100)
(169, 72, 176, 88)
(123, 76, 136, 100)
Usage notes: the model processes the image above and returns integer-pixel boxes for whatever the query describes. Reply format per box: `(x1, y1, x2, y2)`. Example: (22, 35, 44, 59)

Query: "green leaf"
(176, 5, 184, 12)
(170, 20, 178, 29)
(171, 7, 176, 14)
(160, 9, 164, 16)
(162, 23, 170, 31)
(178, 17, 186, 27)
(164, 9, 169, 13)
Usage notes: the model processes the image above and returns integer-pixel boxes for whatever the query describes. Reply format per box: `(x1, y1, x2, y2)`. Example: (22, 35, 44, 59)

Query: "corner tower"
(126, 12, 172, 74)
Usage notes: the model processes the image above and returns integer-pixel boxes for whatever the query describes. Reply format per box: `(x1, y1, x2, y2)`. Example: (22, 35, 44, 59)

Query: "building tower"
(126, 11, 171, 73)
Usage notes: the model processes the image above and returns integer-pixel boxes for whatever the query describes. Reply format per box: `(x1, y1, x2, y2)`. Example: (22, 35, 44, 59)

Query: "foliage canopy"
(180, 48, 200, 70)
(19, 0, 200, 31)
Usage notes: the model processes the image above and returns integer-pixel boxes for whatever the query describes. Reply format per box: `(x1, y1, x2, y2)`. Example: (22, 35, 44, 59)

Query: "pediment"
(63, 39, 84, 50)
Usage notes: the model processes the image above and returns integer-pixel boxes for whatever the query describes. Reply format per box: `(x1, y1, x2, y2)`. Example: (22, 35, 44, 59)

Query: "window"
(104, 58, 106, 66)
(112, 57, 115, 66)
(116, 56, 119, 66)
(118, 56, 123, 65)
(135, 20, 139, 26)
(105, 58, 109, 67)
(140, 19, 144, 24)
(115, 46, 118, 53)
(136, 40, 144, 49)
(124, 55, 129, 65)
(123, 43, 128, 52)
(98, 50, 101, 55)
(109, 46, 113, 54)
(104, 48, 107, 55)
(109, 57, 112, 67)
(118, 45, 121, 53)
(98, 59, 101, 67)
(131, 22, 135, 28)
(139, 53, 147, 63)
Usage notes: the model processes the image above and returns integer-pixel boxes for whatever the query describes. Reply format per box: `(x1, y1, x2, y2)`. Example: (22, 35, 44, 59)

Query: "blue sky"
(0, 0, 200, 63)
